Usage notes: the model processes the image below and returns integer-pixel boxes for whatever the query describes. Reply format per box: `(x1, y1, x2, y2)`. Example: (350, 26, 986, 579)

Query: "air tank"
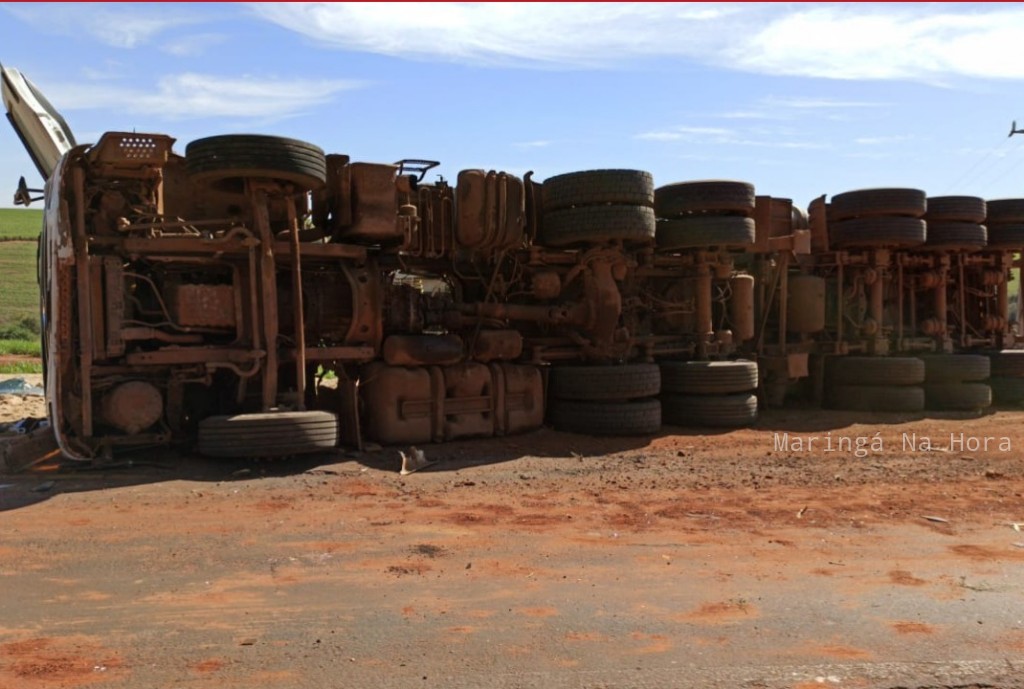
(786, 274, 826, 333)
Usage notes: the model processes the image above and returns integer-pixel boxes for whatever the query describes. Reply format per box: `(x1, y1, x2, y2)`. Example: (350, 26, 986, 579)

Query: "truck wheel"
(925, 196, 986, 224)
(542, 205, 655, 247)
(654, 180, 755, 218)
(988, 350, 1024, 377)
(549, 363, 660, 401)
(985, 198, 1024, 224)
(827, 356, 925, 386)
(827, 385, 925, 412)
(198, 410, 338, 458)
(548, 399, 661, 436)
(918, 354, 990, 383)
(830, 217, 926, 248)
(661, 393, 758, 427)
(989, 377, 1024, 405)
(541, 169, 654, 212)
(660, 360, 758, 394)
(830, 188, 926, 221)
(186, 134, 327, 190)
(985, 223, 1024, 248)
(924, 383, 992, 411)
(924, 222, 987, 251)
(655, 216, 755, 250)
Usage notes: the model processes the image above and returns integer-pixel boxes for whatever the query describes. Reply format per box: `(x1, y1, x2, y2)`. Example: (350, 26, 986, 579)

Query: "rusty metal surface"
(166, 284, 236, 328)
(15, 110, 1024, 459)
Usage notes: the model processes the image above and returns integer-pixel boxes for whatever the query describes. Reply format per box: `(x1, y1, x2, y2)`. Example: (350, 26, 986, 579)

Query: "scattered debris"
(231, 468, 252, 477)
(685, 512, 720, 520)
(922, 515, 949, 524)
(1, 424, 60, 474)
(411, 544, 445, 558)
(0, 417, 48, 436)
(1006, 522, 1023, 532)
(305, 467, 344, 476)
(399, 446, 436, 475)
(797, 506, 808, 519)
(0, 378, 44, 396)
(363, 443, 383, 453)
(31, 480, 55, 493)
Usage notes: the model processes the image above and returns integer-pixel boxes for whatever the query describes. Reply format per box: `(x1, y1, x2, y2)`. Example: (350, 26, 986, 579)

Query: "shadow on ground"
(0, 405, 1011, 514)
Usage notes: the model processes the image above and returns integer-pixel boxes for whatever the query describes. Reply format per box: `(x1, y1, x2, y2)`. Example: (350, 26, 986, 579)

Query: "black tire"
(548, 363, 661, 401)
(827, 385, 925, 412)
(548, 399, 661, 436)
(830, 217, 926, 249)
(830, 188, 926, 221)
(186, 134, 327, 190)
(985, 198, 1024, 224)
(924, 222, 987, 251)
(985, 223, 1024, 249)
(918, 354, 991, 383)
(925, 196, 986, 223)
(654, 180, 755, 218)
(827, 356, 925, 386)
(542, 205, 655, 247)
(198, 410, 339, 458)
(988, 350, 1024, 377)
(542, 169, 654, 212)
(661, 393, 758, 428)
(660, 360, 758, 394)
(924, 383, 992, 411)
(989, 377, 1024, 405)
(656, 216, 755, 250)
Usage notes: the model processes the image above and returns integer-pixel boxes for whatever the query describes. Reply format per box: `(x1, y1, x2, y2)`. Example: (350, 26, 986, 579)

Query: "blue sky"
(3, 2, 1024, 209)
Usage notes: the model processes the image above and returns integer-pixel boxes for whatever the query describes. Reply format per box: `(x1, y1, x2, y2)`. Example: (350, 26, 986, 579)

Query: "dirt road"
(1, 406, 1023, 688)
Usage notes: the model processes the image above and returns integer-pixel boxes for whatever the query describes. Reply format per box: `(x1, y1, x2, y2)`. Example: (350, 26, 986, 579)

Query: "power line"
(966, 136, 1024, 194)
(942, 132, 1014, 193)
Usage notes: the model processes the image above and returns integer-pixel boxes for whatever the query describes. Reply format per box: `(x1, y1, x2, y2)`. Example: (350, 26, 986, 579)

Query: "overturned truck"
(4, 66, 768, 460)
(5, 65, 1020, 461)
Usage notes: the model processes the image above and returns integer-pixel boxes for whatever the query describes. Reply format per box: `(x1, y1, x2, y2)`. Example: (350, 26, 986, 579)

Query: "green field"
(0, 208, 43, 360)
(0, 207, 43, 240)
(0, 240, 39, 329)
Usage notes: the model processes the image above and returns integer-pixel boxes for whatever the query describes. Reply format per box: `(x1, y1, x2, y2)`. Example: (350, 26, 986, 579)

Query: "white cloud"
(731, 7, 1024, 81)
(5, 4, 201, 48)
(513, 140, 552, 149)
(250, 2, 741, 68)
(636, 125, 734, 141)
(719, 110, 780, 121)
(252, 3, 1024, 81)
(854, 136, 910, 146)
(81, 62, 128, 81)
(759, 97, 887, 110)
(635, 123, 828, 150)
(161, 33, 227, 57)
(43, 73, 363, 121)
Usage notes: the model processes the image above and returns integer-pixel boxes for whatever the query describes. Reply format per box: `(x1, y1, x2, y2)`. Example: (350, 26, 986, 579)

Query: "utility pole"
(1010, 122, 1024, 332)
